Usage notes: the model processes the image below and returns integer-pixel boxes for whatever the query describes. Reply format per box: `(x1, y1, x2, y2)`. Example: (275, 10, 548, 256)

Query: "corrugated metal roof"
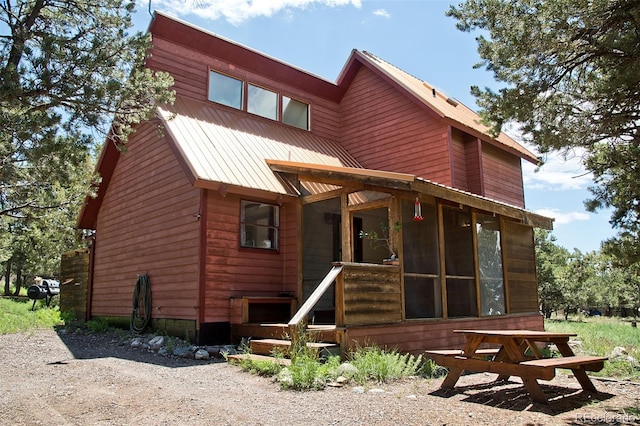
(356, 51, 539, 164)
(157, 96, 362, 194)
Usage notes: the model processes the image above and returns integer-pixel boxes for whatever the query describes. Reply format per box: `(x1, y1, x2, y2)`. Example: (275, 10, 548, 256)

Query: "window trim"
(240, 200, 280, 251)
(207, 68, 311, 131)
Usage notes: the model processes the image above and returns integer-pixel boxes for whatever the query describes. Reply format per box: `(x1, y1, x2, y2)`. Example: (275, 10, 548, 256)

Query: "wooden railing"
(288, 262, 402, 329)
(288, 264, 343, 327)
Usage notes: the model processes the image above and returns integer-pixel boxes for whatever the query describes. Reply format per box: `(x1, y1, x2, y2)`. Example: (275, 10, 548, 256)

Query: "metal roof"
(157, 96, 362, 194)
(353, 51, 540, 164)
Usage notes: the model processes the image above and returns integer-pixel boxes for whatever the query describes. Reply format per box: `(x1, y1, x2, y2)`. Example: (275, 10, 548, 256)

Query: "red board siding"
(344, 313, 544, 355)
(91, 123, 201, 320)
(202, 193, 298, 323)
(482, 143, 525, 207)
(148, 37, 341, 141)
(339, 67, 452, 185)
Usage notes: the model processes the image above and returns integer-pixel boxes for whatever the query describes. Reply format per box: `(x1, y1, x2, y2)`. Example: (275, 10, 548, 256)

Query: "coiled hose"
(130, 274, 151, 334)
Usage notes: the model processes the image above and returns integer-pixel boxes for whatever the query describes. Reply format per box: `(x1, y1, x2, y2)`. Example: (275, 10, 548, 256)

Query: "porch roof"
(267, 160, 554, 230)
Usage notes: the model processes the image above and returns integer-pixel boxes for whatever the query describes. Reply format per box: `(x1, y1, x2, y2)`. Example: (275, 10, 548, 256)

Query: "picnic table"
(425, 329, 608, 404)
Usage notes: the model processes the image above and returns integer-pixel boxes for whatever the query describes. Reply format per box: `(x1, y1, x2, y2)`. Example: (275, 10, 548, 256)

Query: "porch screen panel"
(401, 200, 441, 318)
(443, 207, 477, 317)
(477, 214, 506, 316)
(502, 221, 539, 313)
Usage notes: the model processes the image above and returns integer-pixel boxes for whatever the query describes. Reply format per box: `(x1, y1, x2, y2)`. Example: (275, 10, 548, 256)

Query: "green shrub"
(349, 344, 423, 384)
(86, 318, 112, 333)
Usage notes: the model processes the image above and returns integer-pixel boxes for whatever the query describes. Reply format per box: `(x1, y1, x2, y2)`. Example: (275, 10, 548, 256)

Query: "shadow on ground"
(55, 327, 226, 368)
(430, 376, 614, 415)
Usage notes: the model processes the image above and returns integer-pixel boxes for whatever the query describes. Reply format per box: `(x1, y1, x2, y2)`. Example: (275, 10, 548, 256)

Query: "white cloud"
(152, 0, 362, 25)
(372, 9, 390, 18)
(532, 208, 590, 226)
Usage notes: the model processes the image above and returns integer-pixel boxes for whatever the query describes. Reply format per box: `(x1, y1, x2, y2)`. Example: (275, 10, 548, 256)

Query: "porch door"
(301, 198, 340, 324)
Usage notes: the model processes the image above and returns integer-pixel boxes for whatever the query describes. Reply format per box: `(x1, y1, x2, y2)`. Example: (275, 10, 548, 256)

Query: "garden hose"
(130, 274, 151, 334)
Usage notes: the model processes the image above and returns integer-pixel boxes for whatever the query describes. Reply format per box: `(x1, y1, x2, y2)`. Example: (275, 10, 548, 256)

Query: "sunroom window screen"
(241, 201, 279, 250)
(477, 214, 505, 316)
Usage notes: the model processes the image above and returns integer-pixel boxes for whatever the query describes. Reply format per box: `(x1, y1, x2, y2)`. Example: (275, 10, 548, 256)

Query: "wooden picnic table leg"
(440, 335, 483, 389)
(521, 377, 549, 404)
(555, 342, 598, 392)
(441, 366, 465, 389)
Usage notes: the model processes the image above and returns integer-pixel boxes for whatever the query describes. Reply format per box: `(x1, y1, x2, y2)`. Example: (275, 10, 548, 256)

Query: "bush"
(348, 344, 423, 384)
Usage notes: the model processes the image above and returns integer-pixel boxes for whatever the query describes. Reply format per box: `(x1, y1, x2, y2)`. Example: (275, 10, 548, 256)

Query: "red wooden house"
(77, 12, 553, 353)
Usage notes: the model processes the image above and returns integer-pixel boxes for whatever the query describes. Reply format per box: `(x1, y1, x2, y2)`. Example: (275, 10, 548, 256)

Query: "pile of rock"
(129, 334, 238, 361)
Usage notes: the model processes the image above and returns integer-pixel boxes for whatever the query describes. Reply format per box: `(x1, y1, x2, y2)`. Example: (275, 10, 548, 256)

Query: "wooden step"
(250, 338, 339, 357)
(226, 353, 291, 366)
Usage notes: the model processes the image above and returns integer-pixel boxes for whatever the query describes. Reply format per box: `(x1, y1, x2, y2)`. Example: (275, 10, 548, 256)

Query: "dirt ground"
(1, 328, 639, 425)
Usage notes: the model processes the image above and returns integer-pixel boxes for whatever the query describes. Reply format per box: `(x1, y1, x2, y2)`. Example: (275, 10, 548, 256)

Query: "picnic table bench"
(425, 329, 607, 404)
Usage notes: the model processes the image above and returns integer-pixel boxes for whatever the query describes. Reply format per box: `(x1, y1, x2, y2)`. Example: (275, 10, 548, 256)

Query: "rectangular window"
(248, 84, 278, 120)
(241, 200, 279, 250)
(208, 70, 243, 110)
(282, 96, 309, 130)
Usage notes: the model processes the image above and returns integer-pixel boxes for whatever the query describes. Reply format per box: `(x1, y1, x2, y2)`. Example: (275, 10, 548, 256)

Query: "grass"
(0, 297, 63, 334)
(545, 315, 640, 380)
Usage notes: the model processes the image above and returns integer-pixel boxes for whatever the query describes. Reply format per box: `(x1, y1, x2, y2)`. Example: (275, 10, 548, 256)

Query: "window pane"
(282, 96, 309, 130)
(241, 201, 279, 249)
(248, 84, 277, 120)
(208, 70, 243, 109)
(477, 214, 505, 315)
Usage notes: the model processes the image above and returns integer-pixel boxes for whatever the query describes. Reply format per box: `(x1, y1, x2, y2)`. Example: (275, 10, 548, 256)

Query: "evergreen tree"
(448, 0, 640, 264)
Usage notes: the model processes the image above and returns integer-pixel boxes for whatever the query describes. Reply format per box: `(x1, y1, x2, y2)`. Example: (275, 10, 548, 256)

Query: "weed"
(86, 318, 112, 333)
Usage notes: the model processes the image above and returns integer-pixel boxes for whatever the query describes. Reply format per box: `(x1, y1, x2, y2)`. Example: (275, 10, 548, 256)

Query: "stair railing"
(288, 264, 343, 327)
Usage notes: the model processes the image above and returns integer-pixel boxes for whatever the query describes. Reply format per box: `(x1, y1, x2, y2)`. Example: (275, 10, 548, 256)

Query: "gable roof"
(337, 50, 539, 164)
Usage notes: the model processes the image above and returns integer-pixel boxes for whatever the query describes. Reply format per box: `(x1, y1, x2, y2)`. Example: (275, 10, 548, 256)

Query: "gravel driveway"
(1, 328, 638, 425)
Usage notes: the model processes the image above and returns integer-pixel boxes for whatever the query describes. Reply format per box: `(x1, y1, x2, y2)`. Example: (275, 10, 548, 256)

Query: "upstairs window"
(248, 84, 278, 120)
(208, 70, 243, 110)
(240, 200, 279, 250)
(208, 69, 310, 130)
(282, 96, 309, 130)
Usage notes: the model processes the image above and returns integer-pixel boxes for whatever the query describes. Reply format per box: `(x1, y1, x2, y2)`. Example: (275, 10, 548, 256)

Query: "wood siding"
(148, 37, 341, 141)
(344, 313, 544, 355)
(337, 263, 402, 326)
(503, 221, 539, 314)
(482, 143, 525, 207)
(91, 123, 201, 320)
(451, 128, 483, 195)
(60, 249, 91, 321)
(339, 67, 452, 185)
(203, 193, 298, 323)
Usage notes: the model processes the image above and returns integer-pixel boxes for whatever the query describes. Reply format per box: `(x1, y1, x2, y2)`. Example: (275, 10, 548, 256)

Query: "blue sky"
(133, 0, 616, 252)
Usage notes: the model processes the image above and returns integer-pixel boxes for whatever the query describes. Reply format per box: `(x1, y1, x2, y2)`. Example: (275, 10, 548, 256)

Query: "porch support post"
(341, 192, 352, 262)
(438, 201, 448, 319)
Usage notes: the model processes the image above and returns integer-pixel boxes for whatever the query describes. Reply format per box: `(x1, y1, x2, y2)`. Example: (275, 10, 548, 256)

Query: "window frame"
(206, 69, 311, 130)
(240, 200, 280, 251)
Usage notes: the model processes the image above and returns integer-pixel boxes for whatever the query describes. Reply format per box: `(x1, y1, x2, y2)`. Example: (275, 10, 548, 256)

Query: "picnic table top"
(453, 329, 577, 339)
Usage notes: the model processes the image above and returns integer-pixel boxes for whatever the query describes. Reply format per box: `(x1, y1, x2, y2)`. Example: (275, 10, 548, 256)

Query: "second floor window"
(208, 69, 310, 130)
(248, 84, 278, 120)
(208, 70, 243, 110)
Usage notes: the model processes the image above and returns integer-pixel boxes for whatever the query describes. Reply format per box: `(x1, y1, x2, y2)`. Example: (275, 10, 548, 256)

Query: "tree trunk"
(13, 267, 22, 296)
(3, 258, 11, 296)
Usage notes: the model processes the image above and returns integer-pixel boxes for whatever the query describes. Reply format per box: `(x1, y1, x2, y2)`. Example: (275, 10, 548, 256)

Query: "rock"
(352, 386, 365, 394)
(337, 362, 358, 378)
(277, 368, 293, 387)
(368, 388, 385, 394)
(406, 394, 417, 400)
(206, 346, 221, 357)
(148, 336, 164, 351)
(336, 376, 349, 384)
(172, 346, 192, 358)
(611, 346, 628, 359)
(194, 349, 210, 360)
(130, 338, 143, 348)
(158, 348, 168, 356)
